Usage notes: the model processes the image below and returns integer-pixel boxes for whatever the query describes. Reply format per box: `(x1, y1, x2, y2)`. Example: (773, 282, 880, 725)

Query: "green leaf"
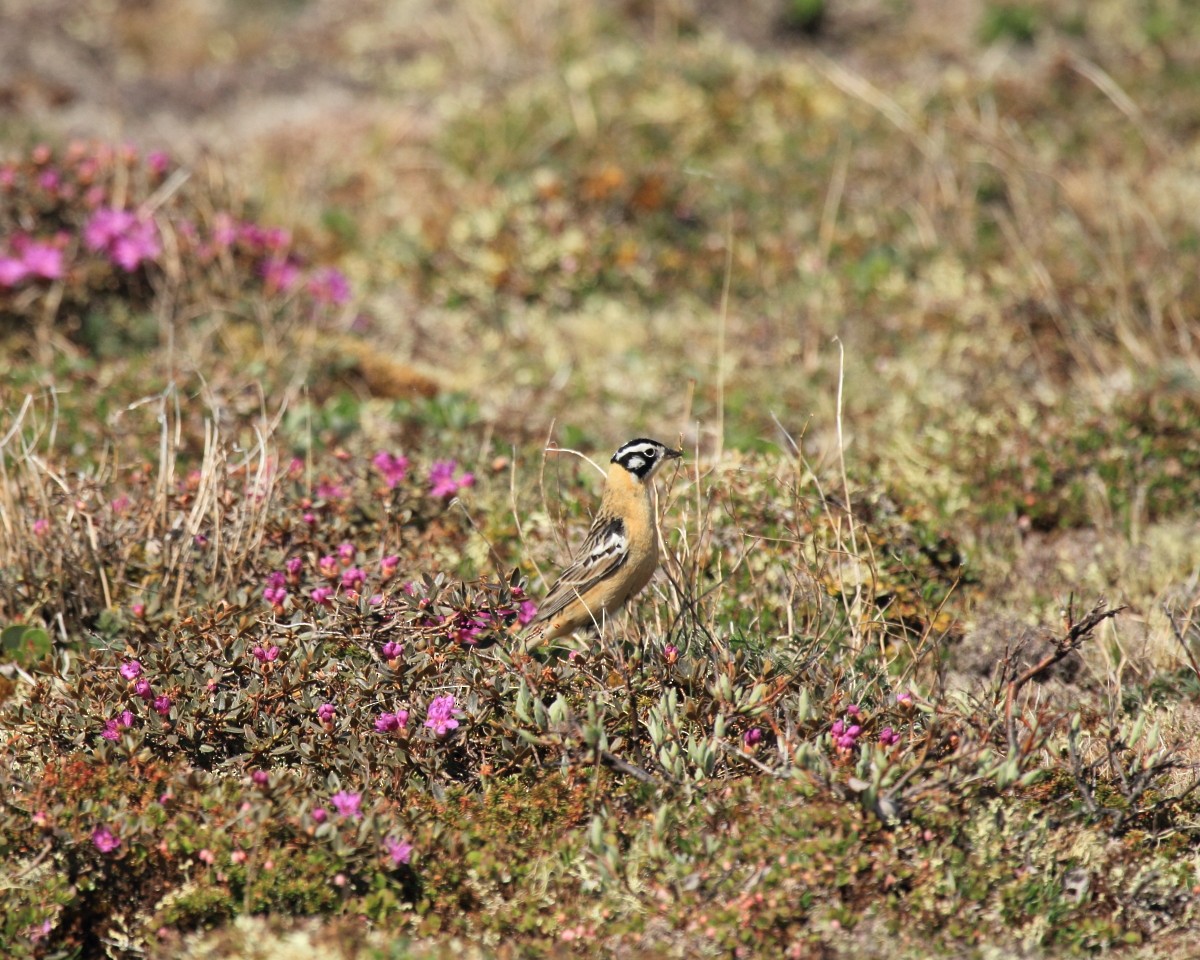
(1, 624, 52, 665)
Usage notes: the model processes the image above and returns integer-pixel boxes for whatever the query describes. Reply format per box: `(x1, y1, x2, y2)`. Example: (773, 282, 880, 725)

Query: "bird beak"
(665, 447, 683, 460)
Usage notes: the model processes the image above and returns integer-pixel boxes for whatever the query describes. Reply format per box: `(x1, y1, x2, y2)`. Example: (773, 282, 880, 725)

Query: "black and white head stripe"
(611, 438, 681, 479)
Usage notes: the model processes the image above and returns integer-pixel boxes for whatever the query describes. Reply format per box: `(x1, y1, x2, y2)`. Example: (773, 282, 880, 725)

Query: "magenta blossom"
(262, 256, 300, 294)
(311, 807, 328, 824)
(101, 710, 135, 741)
(428, 460, 475, 498)
(252, 645, 280, 663)
(85, 207, 161, 271)
(310, 585, 334, 606)
(743, 727, 763, 747)
(879, 726, 901, 747)
(375, 710, 409, 734)
(92, 826, 121, 853)
(317, 703, 336, 723)
(120, 660, 143, 680)
(341, 567, 366, 592)
(330, 790, 362, 819)
(0, 257, 28, 287)
(22, 242, 63, 279)
(252, 770, 270, 786)
(424, 695, 461, 737)
(373, 451, 410, 489)
(153, 695, 172, 716)
(285, 556, 304, 579)
(381, 555, 400, 579)
(517, 600, 539, 626)
(381, 640, 403, 660)
(385, 837, 414, 865)
(134, 678, 153, 700)
(32, 518, 50, 536)
(307, 266, 352, 305)
(338, 542, 357, 563)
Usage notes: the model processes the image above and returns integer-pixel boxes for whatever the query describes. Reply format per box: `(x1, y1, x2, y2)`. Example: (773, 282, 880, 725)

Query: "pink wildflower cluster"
(105, 660, 172, 736)
(102, 710, 135, 741)
(429, 460, 474, 498)
(84, 207, 161, 271)
(0, 236, 64, 288)
(385, 837, 414, 866)
(92, 826, 121, 853)
(373, 451, 409, 489)
(831, 704, 863, 751)
(0, 142, 352, 311)
(330, 790, 362, 819)
(263, 571, 288, 611)
(424, 695, 462, 737)
(375, 710, 409, 734)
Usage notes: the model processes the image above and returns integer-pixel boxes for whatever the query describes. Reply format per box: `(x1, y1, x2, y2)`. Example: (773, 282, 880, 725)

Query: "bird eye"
(647, 449, 657, 459)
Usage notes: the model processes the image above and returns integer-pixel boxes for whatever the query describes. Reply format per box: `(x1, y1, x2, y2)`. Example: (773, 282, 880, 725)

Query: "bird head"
(610, 438, 683, 482)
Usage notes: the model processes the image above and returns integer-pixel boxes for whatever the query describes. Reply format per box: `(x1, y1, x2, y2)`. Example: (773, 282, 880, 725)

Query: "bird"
(528, 438, 682, 644)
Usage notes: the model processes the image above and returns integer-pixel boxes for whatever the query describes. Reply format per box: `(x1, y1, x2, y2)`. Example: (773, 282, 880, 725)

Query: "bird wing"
(534, 516, 629, 623)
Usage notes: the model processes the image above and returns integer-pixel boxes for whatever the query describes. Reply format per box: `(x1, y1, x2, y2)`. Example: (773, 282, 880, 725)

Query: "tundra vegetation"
(3, 1, 1200, 957)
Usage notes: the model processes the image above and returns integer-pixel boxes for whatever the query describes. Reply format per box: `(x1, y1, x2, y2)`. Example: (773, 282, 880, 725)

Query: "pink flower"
(120, 660, 143, 680)
(311, 807, 328, 824)
(338, 542, 357, 564)
(0, 257, 29, 287)
(252, 770, 270, 786)
(252, 645, 280, 663)
(385, 837, 413, 865)
(662, 643, 679, 664)
(85, 207, 160, 271)
(310, 585, 334, 606)
(211, 213, 237, 250)
(84, 207, 135, 250)
(373, 451, 409, 489)
(517, 600, 539, 626)
(879, 727, 901, 747)
(896, 690, 914, 707)
(374, 710, 409, 733)
(134, 678, 153, 700)
(428, 460, 474, 498)
(317, 703, 336, 723)
(307, 267, 352, 305)
(32, 518, 50, 536)
(131, 602, 146, 618)
(424, 695, 461, 737)
(845, 704, 860, 717)
(92, 827, 121, 853)
(381, 555, 400, 579)
(743, 727, 763, 747)
(198, 848, 215, 864)
(21, 242, 63, 279)
(285, 556, 304, 579)
(341, 567, 365, 592)
(319, 555, 339, 578)
(153, 695, 172, 716)
(381, 640, 403, 660)
(330, 790, 362, 819)
(147, 151, 170, 175)
(231, 848, 248, 864)
(263, 569, 288, 608)
(262, 256, 300, 294)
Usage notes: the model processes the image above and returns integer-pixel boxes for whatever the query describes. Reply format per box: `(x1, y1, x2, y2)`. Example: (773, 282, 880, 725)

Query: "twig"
(1004, 598, 1125, 748)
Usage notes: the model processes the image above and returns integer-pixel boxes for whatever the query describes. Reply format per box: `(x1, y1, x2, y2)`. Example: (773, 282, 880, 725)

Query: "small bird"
(529, 438, 682, 643)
